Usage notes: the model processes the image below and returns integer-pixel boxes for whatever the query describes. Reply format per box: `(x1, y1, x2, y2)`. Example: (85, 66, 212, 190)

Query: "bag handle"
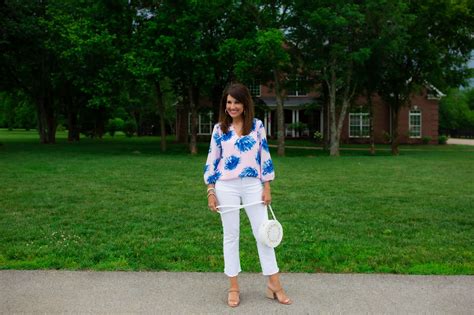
(217, 201, 277, 219)
(216, 201, 264, 214)
(267, 204, 277, 221)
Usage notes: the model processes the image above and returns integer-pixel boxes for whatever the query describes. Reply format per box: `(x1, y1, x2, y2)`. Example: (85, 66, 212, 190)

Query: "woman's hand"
(207, 185, 219, 212)
(208, 194, 219, 212)
(262, 182, 272, 205)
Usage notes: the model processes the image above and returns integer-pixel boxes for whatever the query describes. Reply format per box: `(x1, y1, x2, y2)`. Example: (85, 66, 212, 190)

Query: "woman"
(204, 83, 292, 307)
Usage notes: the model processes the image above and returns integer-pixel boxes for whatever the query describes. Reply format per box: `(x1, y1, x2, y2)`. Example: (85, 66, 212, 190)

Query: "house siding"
(339, 89, 439, 144)
(177, 83, 441, 145)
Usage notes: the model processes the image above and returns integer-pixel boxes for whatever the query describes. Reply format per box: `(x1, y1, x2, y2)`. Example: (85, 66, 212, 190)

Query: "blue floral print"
(213, 158, 221, 170)
(262, 160, 274, 176)
(213, 132, 222, 147)
(239, 167, 258, 178)
(207, 170, 222, 184)
(222, 130, 233, 141)
(225, 155, 240, 170)
(235, 136, 256, 152)
(262, 138, 269, 152)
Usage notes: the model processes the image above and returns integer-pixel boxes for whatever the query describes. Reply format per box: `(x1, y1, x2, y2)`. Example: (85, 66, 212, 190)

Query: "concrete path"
(1, 271, 473, 314)
(447, 138, 474, 146)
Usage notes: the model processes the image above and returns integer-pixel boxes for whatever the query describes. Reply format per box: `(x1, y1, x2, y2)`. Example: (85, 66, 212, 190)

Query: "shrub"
(382, 130, 391, 143)
(107, 118, 125, 137)
(313, 131, 323, 143)
(422, 136, 432, 144)
(56, 124, 66, 132)
(438, 135, 448, 145)
(123, 119, 137, 137)
(288, 122, 308, 132)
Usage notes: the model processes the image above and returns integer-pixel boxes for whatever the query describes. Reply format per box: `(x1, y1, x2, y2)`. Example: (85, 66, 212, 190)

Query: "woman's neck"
(232, 117, 243, 125)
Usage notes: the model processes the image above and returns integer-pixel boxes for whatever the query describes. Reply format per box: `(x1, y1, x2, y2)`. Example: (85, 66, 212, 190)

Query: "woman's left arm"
(262, 181, 272, 205)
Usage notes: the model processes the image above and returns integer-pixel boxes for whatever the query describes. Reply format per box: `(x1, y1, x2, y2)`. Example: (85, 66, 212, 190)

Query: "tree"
(1, 0, 135, 142)
(290, 0, 370, 156)
(439, 88, 474, 137)
(1, 1, 60, 143)
(227, 1, 294, 156)
(377, 0, 474, 154)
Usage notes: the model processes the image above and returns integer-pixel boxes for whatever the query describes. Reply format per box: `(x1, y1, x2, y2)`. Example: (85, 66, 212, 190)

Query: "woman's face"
(226, 94, 244, 119)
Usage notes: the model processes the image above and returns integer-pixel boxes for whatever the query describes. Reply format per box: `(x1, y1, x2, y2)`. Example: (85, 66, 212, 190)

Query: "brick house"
(179, 81, 444, 144)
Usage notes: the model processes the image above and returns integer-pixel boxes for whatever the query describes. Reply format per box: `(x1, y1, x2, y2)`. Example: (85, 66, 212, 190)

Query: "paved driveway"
(1, 271, 473, 314)
(447, 138, 474, 145)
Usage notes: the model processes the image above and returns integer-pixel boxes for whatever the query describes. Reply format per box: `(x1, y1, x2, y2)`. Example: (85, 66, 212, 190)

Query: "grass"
(0, 129, 473, 274)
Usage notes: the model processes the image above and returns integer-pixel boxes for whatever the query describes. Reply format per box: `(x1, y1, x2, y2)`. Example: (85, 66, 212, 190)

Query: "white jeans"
(215, 177, 279, 277)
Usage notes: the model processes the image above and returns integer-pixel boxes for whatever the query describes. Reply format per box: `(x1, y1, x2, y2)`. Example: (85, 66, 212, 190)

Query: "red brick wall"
(339, 89, 439, 144)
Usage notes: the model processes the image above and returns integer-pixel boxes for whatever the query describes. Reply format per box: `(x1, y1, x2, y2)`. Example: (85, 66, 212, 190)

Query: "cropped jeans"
(215, 177, 279, 277)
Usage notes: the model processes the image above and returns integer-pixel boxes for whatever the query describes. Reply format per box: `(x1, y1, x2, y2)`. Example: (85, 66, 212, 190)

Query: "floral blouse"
(204, 118, 275, 185)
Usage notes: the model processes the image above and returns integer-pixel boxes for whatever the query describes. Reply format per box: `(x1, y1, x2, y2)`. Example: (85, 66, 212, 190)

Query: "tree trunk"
(367, 92, 375, 155)
(68, 109, 80, 142)
(188, 85, 198, 155)
(273, 69, 285, 156)
(66, 90, 80, 142)
(36, 93, 56, 144)
(37, 97, 47, 143)
(391, 104, 400, 155)
(329, 64, 354, 157)
(176, 89, 189, 144)
(155, 81, 167, 152)
(328, 67, 339, 156)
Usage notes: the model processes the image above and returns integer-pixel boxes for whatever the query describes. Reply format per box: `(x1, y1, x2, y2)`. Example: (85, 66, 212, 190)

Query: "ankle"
(269, 279, 283, 289)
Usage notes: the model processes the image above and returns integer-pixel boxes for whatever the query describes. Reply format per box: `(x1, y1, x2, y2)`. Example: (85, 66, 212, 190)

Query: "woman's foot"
(228, 288, 240, 307)
(267, 274, 292, 305)
(266, 285, 292, 305)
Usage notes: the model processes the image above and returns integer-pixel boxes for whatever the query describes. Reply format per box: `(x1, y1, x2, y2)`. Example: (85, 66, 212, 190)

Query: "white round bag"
(258, 205, 283, 248)
(217, 202, 283, 248)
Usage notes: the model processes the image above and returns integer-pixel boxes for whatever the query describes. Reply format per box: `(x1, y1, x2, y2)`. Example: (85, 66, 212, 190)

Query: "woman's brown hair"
(219, 83, 255, 135)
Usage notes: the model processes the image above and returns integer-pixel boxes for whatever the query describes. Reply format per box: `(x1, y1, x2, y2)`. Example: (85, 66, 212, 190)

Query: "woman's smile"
(226, 95, 244, 118)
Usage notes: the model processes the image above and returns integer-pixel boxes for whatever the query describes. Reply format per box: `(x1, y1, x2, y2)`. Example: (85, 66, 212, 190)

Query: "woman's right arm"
(204, 124, 222, 211)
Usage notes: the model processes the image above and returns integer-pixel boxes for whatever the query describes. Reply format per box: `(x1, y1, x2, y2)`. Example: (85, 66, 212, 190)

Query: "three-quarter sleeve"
(258, 121, 275, 182)
(203, 124, 223, 185)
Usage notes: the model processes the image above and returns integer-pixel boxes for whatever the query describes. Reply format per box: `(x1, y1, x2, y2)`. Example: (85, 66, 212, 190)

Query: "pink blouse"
(204, 119, 275, 184)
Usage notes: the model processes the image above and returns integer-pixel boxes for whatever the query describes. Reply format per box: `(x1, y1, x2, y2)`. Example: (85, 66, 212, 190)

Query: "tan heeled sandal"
(266, 286, 292, 305)
(228, 289, 240, 307)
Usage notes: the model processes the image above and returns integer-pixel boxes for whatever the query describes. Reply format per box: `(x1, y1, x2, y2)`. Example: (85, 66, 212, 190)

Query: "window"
(287, 75, 308, 96)
(349, 113, 370, 138)
(248, 81, 261, 96)
(409, 109, 421, 138)
(188, 111, 214, 135)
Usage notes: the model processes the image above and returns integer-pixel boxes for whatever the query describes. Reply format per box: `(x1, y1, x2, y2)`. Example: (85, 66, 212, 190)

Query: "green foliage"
(422, 136, 432, 144)
(107, 118, 125, 137)
(288, 122, 308, 132)
(1, 0, 473, 146)
(123, 119, 137, 137)
(438, 135, 448, 145)
(56, 124, 66, 132)
(313, 131, 323, 143)
(439, 88, 474, 137)
(0, 92, 36, 130)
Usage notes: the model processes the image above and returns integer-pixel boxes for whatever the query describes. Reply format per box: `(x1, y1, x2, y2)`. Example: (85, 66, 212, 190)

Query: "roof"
(258, 96, 319, 108)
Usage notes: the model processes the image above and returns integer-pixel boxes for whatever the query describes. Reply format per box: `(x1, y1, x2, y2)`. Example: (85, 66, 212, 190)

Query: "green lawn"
(1, 129, 473, 274)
